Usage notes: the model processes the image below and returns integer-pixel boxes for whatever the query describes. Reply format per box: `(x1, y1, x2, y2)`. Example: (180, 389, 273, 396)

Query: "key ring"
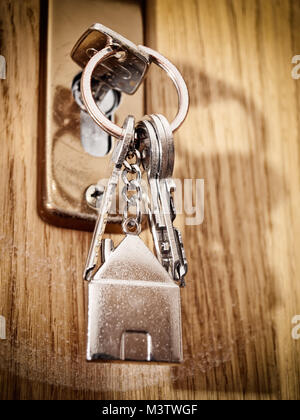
(81, 45, 189, 139)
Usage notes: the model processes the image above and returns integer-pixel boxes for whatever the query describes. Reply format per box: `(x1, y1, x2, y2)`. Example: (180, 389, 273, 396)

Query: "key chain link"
(121, 147, 143, 235)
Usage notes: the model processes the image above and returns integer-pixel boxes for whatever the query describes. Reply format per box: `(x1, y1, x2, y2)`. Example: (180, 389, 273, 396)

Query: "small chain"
(121, 148, 143, 235)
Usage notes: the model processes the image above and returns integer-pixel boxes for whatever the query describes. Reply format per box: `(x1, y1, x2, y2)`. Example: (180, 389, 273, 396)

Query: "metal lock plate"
(38, 0, 145, 231)
(71, 23, 150, 95)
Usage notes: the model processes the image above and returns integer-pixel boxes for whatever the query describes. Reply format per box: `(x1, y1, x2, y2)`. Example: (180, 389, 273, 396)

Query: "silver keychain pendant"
(87, 234, 182, 362)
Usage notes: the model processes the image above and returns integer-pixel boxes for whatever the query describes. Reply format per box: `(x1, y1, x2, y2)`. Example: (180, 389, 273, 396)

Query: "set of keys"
(71, 24, 189, 363)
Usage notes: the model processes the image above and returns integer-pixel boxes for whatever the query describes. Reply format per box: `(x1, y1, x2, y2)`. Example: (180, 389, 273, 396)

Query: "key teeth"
(101, 239, 115, 263)
(180, 278, 186, 288)
(84, 265, 96, 282)
(174, 228, 188, 285)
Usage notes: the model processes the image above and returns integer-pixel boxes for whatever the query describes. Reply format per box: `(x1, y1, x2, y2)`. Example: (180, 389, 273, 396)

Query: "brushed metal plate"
(38, 0, 145, 231)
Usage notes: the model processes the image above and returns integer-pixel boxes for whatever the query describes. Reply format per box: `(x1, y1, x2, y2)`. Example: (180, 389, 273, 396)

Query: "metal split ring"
(81, 45, 189, 139)
(122, 218, 141, 236)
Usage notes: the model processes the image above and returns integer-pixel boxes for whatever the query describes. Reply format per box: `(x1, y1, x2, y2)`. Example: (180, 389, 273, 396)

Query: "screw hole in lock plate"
(85, 184, 105, 210)
(37, 0, 145, 231)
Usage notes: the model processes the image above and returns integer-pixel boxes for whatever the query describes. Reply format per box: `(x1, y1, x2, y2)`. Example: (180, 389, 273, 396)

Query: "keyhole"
(71, 72, 121, 157)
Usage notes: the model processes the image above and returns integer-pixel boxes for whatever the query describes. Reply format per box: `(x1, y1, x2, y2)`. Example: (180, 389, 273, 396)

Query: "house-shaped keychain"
(87, 234, 183, 363)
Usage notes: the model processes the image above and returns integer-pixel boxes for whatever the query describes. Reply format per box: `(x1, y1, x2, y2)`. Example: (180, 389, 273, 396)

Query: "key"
(155, 114, 188, 285)
(83, 115, 134, 280)
(137, 116, 175, 271)
(137, 114, 188, 285)
(153, 113, 187, 282)
(150, 114, 180, 277)
(71, 23, 150, 95)
(136, 119, 165, 266)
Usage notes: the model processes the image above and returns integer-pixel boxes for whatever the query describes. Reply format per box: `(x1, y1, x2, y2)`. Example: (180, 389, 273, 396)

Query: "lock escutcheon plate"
(38, 0, 145, 231)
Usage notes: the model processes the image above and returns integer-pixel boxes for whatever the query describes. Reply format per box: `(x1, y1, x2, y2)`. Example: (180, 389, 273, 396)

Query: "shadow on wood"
(170, 66, 285, 395)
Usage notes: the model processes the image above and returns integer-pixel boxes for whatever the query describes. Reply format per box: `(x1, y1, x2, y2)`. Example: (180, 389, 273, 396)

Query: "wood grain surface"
(1, 0, 300, 400)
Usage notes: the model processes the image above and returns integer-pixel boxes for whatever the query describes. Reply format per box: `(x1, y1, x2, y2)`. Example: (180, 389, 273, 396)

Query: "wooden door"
(1, 0, 300, 399)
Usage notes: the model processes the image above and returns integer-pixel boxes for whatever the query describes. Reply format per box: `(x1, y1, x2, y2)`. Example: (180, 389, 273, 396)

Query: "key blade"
(159, 179, 181, 278)
(84, 115, 135, 280)
(84, 170, 119, 280)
